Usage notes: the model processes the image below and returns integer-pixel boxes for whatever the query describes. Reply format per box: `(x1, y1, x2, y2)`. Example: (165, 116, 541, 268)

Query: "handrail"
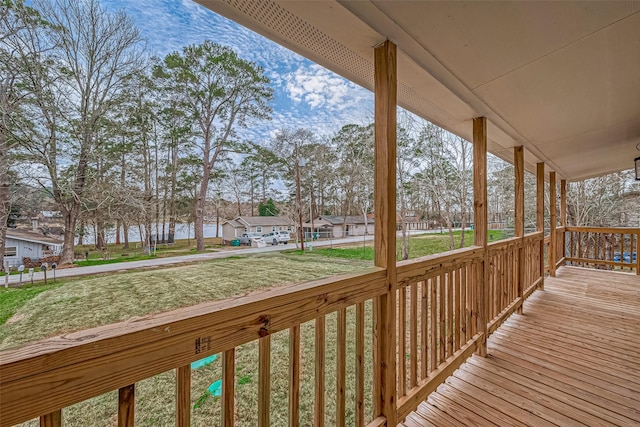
(0, 269, 386, 426)
(397, 246, 484, 287)
(565, 226, 639, 274)
(566, 226, 640, 234)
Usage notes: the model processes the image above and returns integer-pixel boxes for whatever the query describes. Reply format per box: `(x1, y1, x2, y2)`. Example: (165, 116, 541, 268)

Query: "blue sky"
(102, 0, 374, 144)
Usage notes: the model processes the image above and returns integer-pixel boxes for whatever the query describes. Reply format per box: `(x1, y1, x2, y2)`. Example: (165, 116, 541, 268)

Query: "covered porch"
(2, 2, 640, 427)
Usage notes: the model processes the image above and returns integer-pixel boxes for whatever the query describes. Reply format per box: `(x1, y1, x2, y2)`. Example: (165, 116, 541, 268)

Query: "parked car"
(262, 231, 290, 245)
(239, 232, 264, 246)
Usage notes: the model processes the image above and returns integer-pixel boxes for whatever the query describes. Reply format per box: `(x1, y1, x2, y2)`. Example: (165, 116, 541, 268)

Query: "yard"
(1, 230, 502, 426)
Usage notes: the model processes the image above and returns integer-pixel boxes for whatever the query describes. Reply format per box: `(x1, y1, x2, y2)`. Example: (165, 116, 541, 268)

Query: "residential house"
(303, 215, 374, 238)
(221, 216, 295, 243)
(3, 228, 63, 269)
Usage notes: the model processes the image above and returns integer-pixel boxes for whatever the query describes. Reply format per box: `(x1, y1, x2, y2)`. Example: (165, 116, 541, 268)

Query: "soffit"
(196, 0, 640, 181)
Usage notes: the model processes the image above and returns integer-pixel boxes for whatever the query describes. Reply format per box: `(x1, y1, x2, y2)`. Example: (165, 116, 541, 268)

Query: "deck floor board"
(403, 267, 640, 427)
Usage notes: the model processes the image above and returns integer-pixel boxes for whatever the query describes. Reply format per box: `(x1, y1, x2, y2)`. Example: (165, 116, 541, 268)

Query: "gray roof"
(315, 215, 370, 225)
(225, 216, 294, 228)
(6, 228, 64, 246)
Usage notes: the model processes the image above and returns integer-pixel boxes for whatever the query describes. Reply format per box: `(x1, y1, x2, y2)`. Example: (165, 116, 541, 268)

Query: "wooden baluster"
(258, 335, 271, 427)
(429, 277, 437, 372)
(118, 384, 135, 427)
(410, 282, 418, 388)
(336, 309, 346, 427)
(314, 316, 325, 427)
(438, 273, 446, 364)
(398, 286, 406, 395)
(176, 365, 191, 427)
(453, 267, 461, 353)
(289, 326, 300, 427)
(355, 302, 365, 427)
(461, 265, 468, 345)
(636, 232, 640, 275)
(447, 269, 454, 355)
(222, 349, 236, 427)
(40, 410, 61, 427)
(420, 281, 428, 380)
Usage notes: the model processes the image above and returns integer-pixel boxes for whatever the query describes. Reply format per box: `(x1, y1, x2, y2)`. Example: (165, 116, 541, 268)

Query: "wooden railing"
(0, 270, 388, 427)
(0, 237, 550, 427)
(395, 247, 484, 420)
(565, 226, 640, 274)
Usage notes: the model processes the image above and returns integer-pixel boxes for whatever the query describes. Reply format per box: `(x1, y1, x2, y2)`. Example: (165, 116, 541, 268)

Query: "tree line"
(2, 0, 638, 268)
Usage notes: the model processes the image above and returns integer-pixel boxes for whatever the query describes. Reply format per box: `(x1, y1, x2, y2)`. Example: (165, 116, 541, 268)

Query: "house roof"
(309, 215, 371, 226)
(224, 216, 294, 227)
(196, 1, 640, 181)
(6, 229, 64, 246)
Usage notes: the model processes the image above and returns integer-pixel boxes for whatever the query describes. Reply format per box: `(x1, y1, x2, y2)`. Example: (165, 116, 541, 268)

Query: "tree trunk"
(195, 168, 211, 251)
(122, 219, 129, 249)
(0, 130, 8, 272)
(60, 207, 79, 264)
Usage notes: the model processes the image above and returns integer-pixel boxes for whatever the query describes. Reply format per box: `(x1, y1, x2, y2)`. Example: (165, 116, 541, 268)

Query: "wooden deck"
(402, 266, 640, 427)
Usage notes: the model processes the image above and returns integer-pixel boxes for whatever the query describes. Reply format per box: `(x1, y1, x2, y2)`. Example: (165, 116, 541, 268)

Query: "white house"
(221, 216, 295, 243)
(303, 215, 374, 238)
(3, 229, 63, 268)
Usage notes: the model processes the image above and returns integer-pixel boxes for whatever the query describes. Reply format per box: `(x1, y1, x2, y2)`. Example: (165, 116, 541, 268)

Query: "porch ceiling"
(196, 0, 640, 181)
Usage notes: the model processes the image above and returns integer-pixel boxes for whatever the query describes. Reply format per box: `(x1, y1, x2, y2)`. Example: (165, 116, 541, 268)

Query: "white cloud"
(285, 64, 363, 111)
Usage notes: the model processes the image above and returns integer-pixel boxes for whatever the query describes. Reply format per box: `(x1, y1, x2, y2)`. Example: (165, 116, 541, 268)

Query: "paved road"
(3, 229, 446, 286)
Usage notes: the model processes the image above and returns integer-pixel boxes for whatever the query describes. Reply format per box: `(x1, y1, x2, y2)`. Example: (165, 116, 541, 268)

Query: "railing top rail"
(397, 246, 484, 286)
(487, 236, 521, 249)
(566, 226, 640, 234)
(524, 230, 544, 239)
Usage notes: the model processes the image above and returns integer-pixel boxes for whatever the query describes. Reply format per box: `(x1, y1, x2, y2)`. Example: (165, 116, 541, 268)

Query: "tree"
(0, 0, 49, 269)
(258, 198, 278, 216)
(154, 41, 273, 251)
(11, 0, 144, 264)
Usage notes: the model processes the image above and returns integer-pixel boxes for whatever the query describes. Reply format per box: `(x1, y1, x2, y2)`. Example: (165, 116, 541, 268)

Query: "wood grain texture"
(258, 335, 270, 427)
(403, 266, 640, 427)
(175, 365, 191, 427)
(549, 171, 557, 277)
(336, 309, 346, 427)
(355, 302, 365, 427)
(222, 349, 235, 427)
(289, 326, 300, 427)
(473, 117, 488, 358)
(536, 162, 545, 290)
(39, 411, 61, 427)
(314, 316, 325, 427)
(373, 39, 397, 426)
(118, 384, 135, 427)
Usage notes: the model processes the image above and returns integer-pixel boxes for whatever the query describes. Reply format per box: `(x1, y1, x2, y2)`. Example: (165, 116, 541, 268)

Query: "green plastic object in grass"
(208, 380, 222, 396)
(191, 354, 217, 369)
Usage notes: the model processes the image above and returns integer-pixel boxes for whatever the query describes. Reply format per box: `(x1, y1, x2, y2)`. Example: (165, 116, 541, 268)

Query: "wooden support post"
(514, 146, 525, 314)
(39, 411, 62, 427)
(561, 179, 567, 261)
(289, 326, 300, 427)
(258, 335, 271, 427)
(536, 163, 545, 289)
(549, 172, 557, 277)
(636, 231, 640, 275)
(118, 384, 135, 427)
(222, 349, 236, 426)
(473, 117, 488, 357)
(176, 365, 191, 427)
(374, 39, 397, 426)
